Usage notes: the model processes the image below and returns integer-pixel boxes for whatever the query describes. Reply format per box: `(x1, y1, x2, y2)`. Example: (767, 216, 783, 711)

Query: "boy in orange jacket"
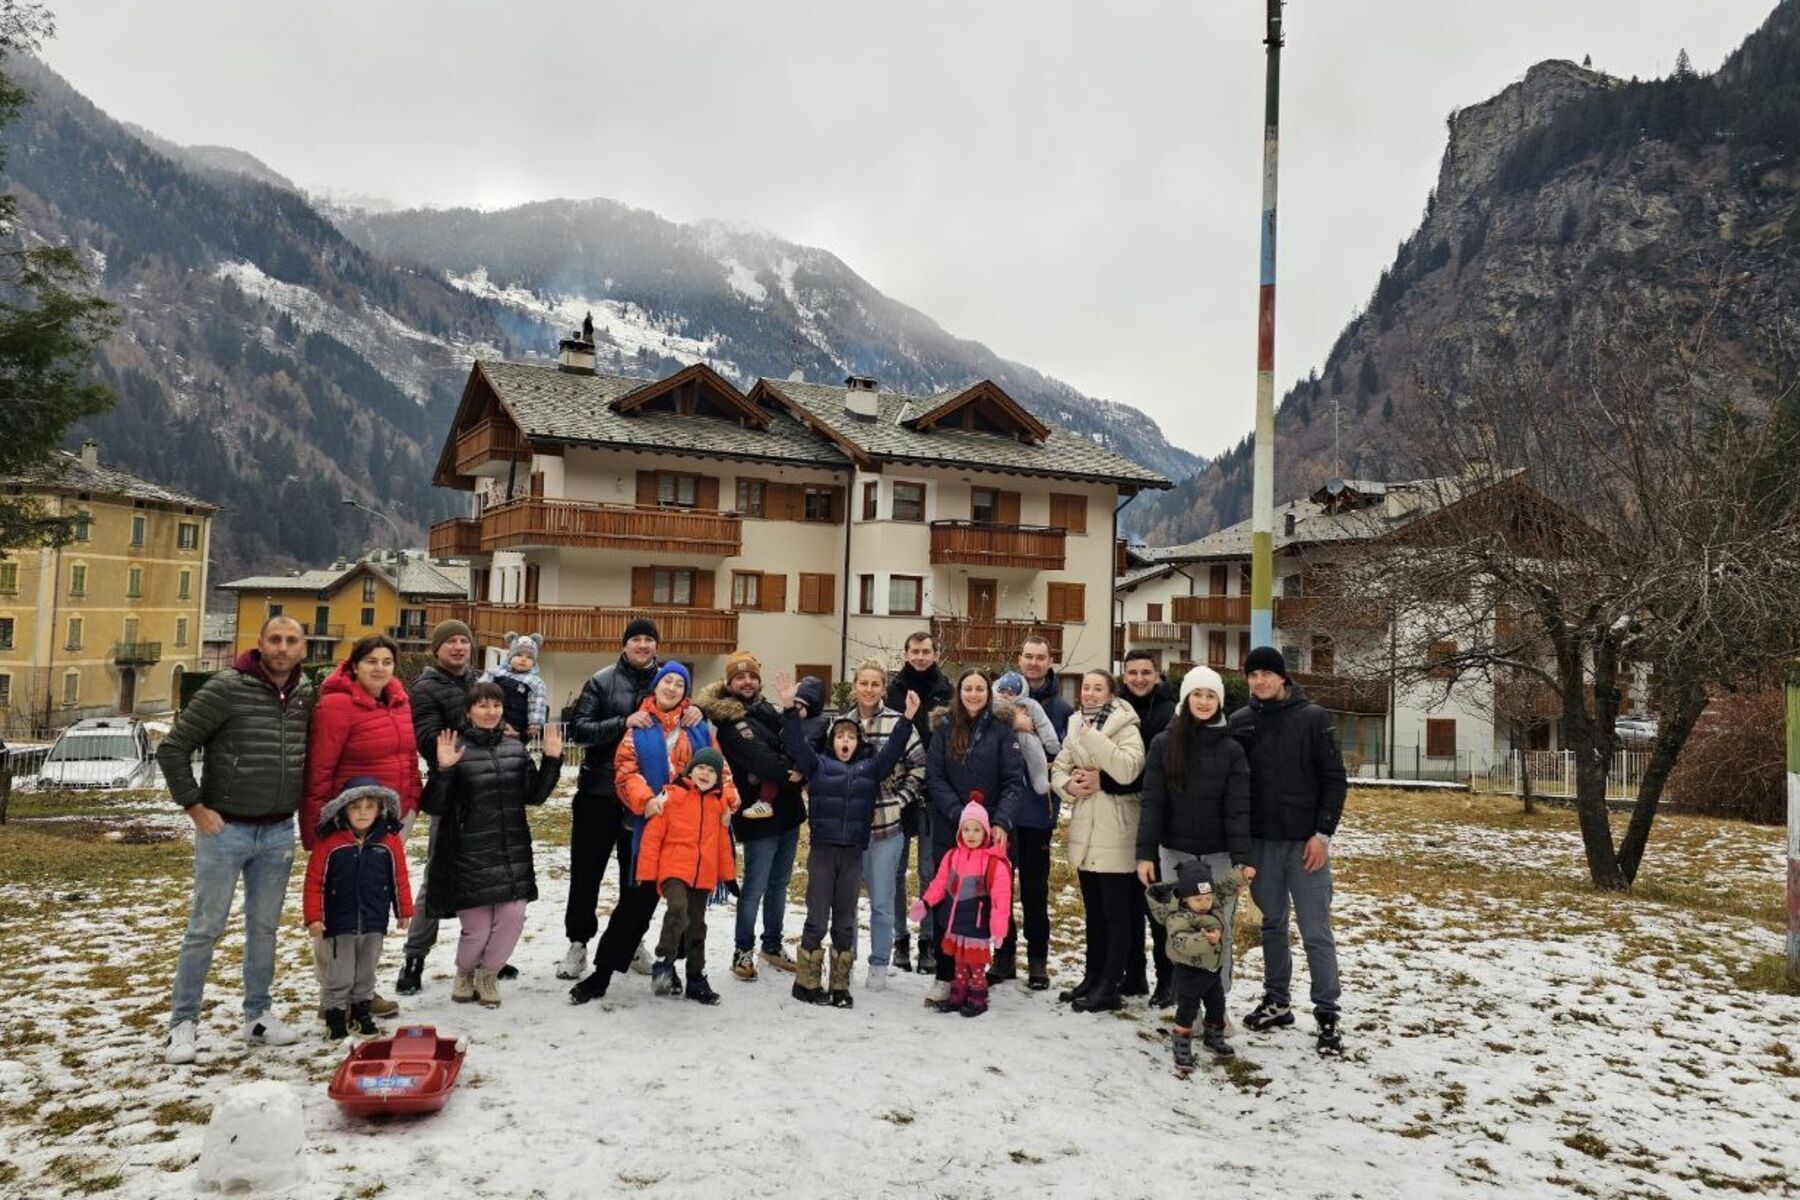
(636, 748, 737, 1005)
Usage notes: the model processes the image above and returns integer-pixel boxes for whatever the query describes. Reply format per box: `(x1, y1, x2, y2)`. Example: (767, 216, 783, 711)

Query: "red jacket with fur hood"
(302, 664, 423, 849)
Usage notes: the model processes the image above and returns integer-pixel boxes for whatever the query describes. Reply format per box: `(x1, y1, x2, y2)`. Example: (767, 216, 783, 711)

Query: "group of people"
(156, 612, 1348, 1073)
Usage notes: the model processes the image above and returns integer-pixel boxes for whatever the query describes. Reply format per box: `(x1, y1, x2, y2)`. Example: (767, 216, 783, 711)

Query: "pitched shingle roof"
(219, 556, 468, 598)
(758, 379, 1170, 490)
(5, 449, 216, 510)
(476, 362, 850, 469)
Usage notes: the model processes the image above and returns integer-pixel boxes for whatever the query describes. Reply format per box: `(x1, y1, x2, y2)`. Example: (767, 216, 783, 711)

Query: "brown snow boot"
(828, 950, 856, 1009)
(791, 946, 828, 1005)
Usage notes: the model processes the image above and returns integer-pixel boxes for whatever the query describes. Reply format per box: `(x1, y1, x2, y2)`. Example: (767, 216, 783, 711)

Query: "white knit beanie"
(1179, 665, 1225, 705)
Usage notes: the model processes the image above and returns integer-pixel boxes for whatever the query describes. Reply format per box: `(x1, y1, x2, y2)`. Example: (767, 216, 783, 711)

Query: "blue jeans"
(735, 827, 799, 954)
(861, 832, 905, 968)
(170, 819, 296, 1027)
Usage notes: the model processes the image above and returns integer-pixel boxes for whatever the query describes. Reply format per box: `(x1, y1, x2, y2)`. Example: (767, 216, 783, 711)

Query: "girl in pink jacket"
(909, 799, 1012, 1017)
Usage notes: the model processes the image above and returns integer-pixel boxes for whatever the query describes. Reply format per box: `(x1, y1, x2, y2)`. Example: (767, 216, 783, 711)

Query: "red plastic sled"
(327, 1025, 465, 1117)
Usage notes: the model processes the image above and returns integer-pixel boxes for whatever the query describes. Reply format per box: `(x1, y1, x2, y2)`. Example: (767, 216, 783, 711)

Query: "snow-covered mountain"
(335, 200, 1203, 485)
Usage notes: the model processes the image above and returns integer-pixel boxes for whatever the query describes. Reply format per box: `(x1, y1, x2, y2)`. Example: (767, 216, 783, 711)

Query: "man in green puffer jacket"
(1147, 858, 1245, 1070)
(157, 616, 316, 1066)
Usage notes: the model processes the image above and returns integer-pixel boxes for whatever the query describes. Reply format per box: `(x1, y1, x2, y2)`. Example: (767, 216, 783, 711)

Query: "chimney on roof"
(843, 374, 879, 418)
(79, 439, 99, 470)
(557, 320, 597, 375)
(1284, 512, 1297, 537)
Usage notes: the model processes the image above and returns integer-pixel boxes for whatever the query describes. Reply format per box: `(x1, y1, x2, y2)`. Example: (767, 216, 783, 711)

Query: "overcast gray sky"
(42, 1, 1776, 458)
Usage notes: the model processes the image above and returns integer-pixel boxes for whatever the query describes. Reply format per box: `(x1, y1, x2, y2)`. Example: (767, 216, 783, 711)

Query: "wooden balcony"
(1128, 621, 1189, 644)
(1172, 595, 1249, 625)
(1290, 671, 1388, 714)
(481, 498, 742, 557)
(425, 602, 737, 657)
(453, 418, 531, 476)
(930, 617, 1063, 665)
(1274, 595, 1388, 631)
(388, 626, 431, 651)
(929, 521, 1066, 571)
(429, 518, 484, 559)
(112, 642, 162, 666)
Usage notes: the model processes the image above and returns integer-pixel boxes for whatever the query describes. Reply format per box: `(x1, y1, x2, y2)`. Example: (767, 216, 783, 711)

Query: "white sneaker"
(240, 1012, 300, 1047)
(556, 941, 589, 980)
(924, 979, 952, 1005)
(866, 967, 889, 992)
(629, 943, 653, 976)
(166, 1021, 197, 1065)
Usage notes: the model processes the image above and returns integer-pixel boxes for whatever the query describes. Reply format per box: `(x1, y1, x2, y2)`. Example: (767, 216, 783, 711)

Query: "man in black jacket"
(395, 619, 483, 995)
(696, 649, 806, 981)
(1118, 649, 1177, 1003)
(884, 631, 952, 973)
(558, 618, 668, 986)
(1229, 646, 1348, 1055)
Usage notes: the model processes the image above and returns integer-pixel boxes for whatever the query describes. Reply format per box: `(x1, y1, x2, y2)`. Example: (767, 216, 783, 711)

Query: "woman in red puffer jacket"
(302, 634, 423, 850)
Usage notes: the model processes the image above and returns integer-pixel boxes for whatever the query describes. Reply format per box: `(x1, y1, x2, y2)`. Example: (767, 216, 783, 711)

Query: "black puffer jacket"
(886, 665, 952, 747)
(409, 664, 480, 761)
(1137, 719, 1252, 864)
(926, 710, 1025, 859)
(567, 655, 658, 802)
(421, 725, 561, 916)
(1227, 683, 1348, 842)
(696, 681, 807, 841)
(158, 650, 315, 820)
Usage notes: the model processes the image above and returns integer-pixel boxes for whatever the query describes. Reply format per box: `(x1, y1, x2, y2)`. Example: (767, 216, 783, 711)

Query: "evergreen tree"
(0, 5, 114, 551)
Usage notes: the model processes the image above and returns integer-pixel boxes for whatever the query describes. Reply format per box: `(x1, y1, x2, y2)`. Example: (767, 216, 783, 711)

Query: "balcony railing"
(481, 498, 743, 557)
(1172, 595, 1249, 625)
(113, 642, 162, 666)
(1273, 595, 1388, 631)
(929, 521, 1066, 571)
(424, 602, 737, 657)
(429, 518, 484, 559)
(1289, 671, 1388, 714)
(453, 418, 531, 476)
(304, 623, 345, 639)
(388, 626, 431, 650)
(930, 617, 1063, 665)
(1127, 621, 1189, 644)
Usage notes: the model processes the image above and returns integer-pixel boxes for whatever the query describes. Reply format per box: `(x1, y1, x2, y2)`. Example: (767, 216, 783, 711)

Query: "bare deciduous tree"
(1348, 297, 1800, 888)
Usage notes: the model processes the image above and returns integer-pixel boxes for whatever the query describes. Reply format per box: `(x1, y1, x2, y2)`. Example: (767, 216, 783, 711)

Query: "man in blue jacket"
(1229, 646, 1348, 1056)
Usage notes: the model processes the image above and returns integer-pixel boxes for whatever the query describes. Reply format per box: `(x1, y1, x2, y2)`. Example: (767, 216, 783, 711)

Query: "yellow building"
(220, 551, 469, 666)
(0, 441, 215, 735)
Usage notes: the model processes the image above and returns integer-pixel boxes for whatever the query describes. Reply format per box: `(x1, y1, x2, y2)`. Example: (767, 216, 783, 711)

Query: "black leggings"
(1078, 870, 1135, 989)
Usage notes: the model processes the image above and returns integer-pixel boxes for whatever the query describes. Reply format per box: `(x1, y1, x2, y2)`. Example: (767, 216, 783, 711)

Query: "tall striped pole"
(1785, 659, 1799, 983)
(1249, 0, 1284, 650)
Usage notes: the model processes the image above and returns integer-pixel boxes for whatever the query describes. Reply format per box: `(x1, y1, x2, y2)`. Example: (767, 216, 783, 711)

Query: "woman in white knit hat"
(1134, 665, 1254, 1001)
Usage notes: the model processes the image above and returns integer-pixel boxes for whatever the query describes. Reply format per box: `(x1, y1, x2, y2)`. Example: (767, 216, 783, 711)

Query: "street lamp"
(342, 498, 406, 560)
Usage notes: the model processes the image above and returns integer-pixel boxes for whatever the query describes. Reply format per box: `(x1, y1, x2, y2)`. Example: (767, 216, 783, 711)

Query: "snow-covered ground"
(1, 787, 1795, 1198)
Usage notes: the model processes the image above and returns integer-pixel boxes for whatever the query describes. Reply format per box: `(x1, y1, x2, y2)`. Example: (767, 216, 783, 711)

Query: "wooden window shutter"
(997, 490, 1022, 526)
(631, 567, 654, 607)
(1047, 582, 1085, 623)
(694, 570, 716, 609)
(798, 573, 835, 614)
(698, 476, 721, 510)
(1426, 718, 1457, 758)
(832, 486, 846, 523)
(529, 471, 545, 497)
(524, 564, 541, 604)
(1147, 602, 1163, 622)
(1428, 640, 1458, 679)
(1210, 564, 1229, 596)
(762, 572, 787, 613)
(1049, 492, 1087, 534)
(635, 471, 658, 506)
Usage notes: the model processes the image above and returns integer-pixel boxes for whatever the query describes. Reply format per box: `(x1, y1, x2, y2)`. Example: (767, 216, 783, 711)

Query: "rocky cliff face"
(1134, 1, 1800, 546)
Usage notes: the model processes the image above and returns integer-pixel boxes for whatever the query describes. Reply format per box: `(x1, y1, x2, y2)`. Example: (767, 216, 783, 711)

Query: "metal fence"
(1494, 748, 1652, 801)
(1343, 743, 1487, 784)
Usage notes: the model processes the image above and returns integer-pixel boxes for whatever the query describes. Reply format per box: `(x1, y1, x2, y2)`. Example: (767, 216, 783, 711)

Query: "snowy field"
(1, 786, 1796, 1199)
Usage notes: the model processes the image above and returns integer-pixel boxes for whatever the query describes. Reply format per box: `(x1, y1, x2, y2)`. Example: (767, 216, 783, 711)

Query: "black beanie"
(621, 617, 660, 646)
(1243, 645, 1290, 681)
(1174, 858, 1215, 899)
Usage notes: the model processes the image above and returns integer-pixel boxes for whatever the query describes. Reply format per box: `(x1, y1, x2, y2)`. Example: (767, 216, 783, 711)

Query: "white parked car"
(25, 718, 158, 792)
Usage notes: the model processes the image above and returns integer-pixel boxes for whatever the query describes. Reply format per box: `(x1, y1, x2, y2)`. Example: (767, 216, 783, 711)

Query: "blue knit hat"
(653, 661, 691, 697)
(993, 671, 1026, 697)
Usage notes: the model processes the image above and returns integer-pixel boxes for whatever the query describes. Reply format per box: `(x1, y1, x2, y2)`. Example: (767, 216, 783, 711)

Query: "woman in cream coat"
(1051, 669, 1145, 1013)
